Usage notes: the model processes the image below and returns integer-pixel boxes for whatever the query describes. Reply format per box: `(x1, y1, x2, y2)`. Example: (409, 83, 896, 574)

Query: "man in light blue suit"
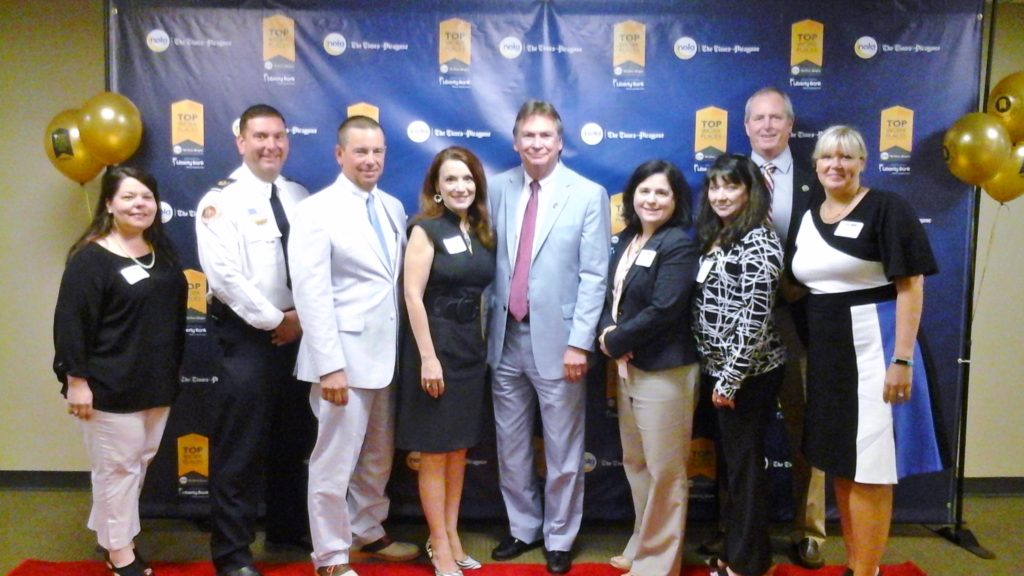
(488, 100, 610, 575)
(289, 116, 418, 576)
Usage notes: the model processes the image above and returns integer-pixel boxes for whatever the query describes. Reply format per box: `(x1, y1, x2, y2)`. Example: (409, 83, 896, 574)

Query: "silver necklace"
(110, 234, 156, 270)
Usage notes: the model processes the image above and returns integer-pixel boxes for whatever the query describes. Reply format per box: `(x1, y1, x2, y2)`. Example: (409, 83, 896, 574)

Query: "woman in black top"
(397, 146, 495, 576)
(597, 160, 700, 576)
(53, 166, 187, 576)
(692, 154, 785, 576)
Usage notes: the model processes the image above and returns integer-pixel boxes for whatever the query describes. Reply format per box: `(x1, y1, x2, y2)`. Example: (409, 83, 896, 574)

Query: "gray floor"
(1, 488, 1021, 576)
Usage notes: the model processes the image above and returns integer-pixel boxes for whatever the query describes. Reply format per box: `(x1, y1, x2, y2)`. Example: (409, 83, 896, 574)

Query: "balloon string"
(81, 185, 92, 221)
(973, 202, 1008, 319)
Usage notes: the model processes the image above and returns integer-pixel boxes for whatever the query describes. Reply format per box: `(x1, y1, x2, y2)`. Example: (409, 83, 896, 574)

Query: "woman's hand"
(421, 357, 445, 398)
(712, 390, 735, 410)
(883, 363, 912, 404)
(67, 376, 94, 420)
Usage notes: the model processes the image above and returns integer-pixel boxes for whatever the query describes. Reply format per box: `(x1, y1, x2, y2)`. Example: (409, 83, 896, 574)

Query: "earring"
(433, 193, 443, 204)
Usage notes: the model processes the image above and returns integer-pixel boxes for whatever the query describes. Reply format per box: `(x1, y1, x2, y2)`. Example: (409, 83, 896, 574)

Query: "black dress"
(396, 210, 496, 452)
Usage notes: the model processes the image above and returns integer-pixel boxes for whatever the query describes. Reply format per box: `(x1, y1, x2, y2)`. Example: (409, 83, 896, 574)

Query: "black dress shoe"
(794, 538, 825, 569)
(491, 536, 542, 561)
(545, 550, 571, 575)
(219, 566, 263, 576)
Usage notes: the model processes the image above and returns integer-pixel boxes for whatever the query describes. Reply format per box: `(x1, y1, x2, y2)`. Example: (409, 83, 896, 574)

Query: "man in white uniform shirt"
(196, 104, 316, 576)
(288, 115, 418, 576)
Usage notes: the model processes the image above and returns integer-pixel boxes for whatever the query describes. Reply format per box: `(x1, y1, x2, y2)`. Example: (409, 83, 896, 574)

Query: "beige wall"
(966, 2, 1024, 478)
(1, 0, 1022, 477)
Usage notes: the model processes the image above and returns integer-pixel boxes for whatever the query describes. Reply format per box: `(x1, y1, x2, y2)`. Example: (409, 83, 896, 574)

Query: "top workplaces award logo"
(790, 19, 824, 90)
(439, 18, 472, 89)
(263, 14, 296, 86)
(879, 106, 914, 175)
(171, 100, 204, 170)
(693, 106, 728, 172)
(613, 20, 646, 90)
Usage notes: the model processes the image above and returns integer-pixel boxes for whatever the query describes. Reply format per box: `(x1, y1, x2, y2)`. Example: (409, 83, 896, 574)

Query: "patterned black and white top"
(692, 226, 786, 399)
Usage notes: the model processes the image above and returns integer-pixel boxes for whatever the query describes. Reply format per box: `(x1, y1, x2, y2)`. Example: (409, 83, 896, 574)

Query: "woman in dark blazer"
(598, 159, 700, 576)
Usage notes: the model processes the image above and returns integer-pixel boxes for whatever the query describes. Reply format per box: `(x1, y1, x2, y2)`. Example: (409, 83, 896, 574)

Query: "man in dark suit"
(487, 100, 610, 575)
(746, 86, 825, 569)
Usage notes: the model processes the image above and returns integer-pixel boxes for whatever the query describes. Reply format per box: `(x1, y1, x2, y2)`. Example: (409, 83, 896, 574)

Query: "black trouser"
(208, 304, 316, 573)
(716, 366, 784, 576)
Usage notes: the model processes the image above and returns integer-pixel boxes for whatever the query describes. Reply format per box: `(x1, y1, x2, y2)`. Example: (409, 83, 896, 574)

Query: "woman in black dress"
(397, 146, 496, 576)
(53, 166, 187, 576)
(791, 126, 941, 576)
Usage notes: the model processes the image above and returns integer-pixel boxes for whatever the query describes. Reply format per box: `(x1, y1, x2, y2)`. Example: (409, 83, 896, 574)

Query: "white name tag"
(696, 259, 714, 283)
(635, 249, 656, 267)
(120, 265, 150, 284)
(834, 221, 864, 239)
(442, 235, 468, 254)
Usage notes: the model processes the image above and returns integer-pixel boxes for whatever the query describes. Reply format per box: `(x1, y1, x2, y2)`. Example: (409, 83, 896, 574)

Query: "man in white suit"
(488, 100, 610, 575)
(288, 116, 418, 576)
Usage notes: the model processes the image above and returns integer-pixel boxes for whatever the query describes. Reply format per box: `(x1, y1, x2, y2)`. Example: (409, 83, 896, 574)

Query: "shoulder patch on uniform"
(201, 203, 220, 223)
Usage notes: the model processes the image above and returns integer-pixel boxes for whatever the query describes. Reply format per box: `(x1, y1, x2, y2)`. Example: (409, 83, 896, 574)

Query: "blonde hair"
(812, 125, 867, 162)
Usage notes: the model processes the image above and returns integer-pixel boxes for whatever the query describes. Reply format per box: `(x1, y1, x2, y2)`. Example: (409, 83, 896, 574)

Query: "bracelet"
(891, 356, 914, 367)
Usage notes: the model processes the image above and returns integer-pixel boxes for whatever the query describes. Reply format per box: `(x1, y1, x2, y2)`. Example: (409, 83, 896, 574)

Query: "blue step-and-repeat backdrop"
(109, 0, 982, 524)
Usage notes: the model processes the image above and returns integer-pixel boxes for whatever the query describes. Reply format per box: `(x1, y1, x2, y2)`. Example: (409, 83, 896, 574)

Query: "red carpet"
(8, 560, 927, 576)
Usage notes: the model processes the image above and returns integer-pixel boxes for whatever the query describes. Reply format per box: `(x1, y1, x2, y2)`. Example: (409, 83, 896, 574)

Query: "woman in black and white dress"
(692, 154, 786, 576)
(791, 125, 942, 576)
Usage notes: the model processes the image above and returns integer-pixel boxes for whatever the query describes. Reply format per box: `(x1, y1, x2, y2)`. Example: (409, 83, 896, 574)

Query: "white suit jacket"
(289, 174, 407, 388)
(487, 163, 611, 380)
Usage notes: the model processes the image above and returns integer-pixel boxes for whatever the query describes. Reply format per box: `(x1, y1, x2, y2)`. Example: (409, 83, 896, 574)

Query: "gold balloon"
(988, 71, 1024, 142)
(943, 112, 1011, 185)
(981, 141, 1024, 203)
(609, 192, 626, 234)
(78, 91, 144, 165)
(43, 109, 105, 185)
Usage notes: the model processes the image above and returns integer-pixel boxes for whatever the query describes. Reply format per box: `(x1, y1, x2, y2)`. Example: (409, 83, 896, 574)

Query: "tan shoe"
(314, 564, 357, 576)
(351, 535, 420, 562)
(610, 555, 632, 571)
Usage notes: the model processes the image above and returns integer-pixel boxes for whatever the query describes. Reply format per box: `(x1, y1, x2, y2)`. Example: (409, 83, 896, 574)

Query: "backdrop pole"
(934, 0, 997, 559)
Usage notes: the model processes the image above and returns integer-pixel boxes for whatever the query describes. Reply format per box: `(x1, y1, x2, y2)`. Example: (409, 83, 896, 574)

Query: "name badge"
(442, 235, 468, 254)
(834, 221, 864, 239)
(120, 265, 150, 285)
(635, 249, 656, 267)
(696, 259, 714, 283)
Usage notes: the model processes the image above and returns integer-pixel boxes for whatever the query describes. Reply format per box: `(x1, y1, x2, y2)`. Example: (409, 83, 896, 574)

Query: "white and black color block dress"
(791, 189, 945, 484)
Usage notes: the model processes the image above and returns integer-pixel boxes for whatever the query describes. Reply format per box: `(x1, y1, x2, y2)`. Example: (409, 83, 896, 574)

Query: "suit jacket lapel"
(532, 173, 571, 256)
(621, 227, 666, 295)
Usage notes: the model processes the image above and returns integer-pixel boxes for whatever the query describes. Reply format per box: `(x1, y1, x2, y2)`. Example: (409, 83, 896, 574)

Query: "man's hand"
(563, 346, 589, 382)
(320, 370, 349, 406)
(271, 309, 302, 346)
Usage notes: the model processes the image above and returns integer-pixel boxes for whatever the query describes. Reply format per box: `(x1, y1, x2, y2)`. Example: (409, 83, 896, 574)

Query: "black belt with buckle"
(425, 294, 479, 323)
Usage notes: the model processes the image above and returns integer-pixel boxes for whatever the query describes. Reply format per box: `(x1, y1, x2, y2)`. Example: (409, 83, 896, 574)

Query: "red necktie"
(509, 180, 539, 321)
(761, 162, 776, 223)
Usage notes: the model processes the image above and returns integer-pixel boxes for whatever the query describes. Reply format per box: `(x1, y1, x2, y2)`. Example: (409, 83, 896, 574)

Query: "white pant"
(80, 407, 170, 550)
(307, 385, 394, 567)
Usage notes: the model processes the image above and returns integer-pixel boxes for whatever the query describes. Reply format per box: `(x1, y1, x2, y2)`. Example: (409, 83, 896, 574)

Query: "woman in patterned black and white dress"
(791, 126, 942, 576)
(693, 154, 786, 576)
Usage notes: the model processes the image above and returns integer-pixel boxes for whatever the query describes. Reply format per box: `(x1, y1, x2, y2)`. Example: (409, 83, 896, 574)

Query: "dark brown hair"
(414, 146, 493, 249)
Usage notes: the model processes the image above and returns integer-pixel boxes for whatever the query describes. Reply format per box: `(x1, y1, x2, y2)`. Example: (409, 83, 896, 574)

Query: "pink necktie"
(509, 180, 539, 321)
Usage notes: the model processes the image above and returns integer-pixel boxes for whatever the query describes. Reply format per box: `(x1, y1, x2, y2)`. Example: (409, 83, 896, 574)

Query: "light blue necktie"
(366, 192, 390, 269)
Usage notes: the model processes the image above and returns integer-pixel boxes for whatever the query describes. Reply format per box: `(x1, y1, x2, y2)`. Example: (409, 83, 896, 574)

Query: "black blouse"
(53, 242, 187, 412)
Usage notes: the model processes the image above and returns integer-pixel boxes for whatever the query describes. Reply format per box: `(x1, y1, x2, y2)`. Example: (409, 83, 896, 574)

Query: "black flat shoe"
(491, 536, 542, 561)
